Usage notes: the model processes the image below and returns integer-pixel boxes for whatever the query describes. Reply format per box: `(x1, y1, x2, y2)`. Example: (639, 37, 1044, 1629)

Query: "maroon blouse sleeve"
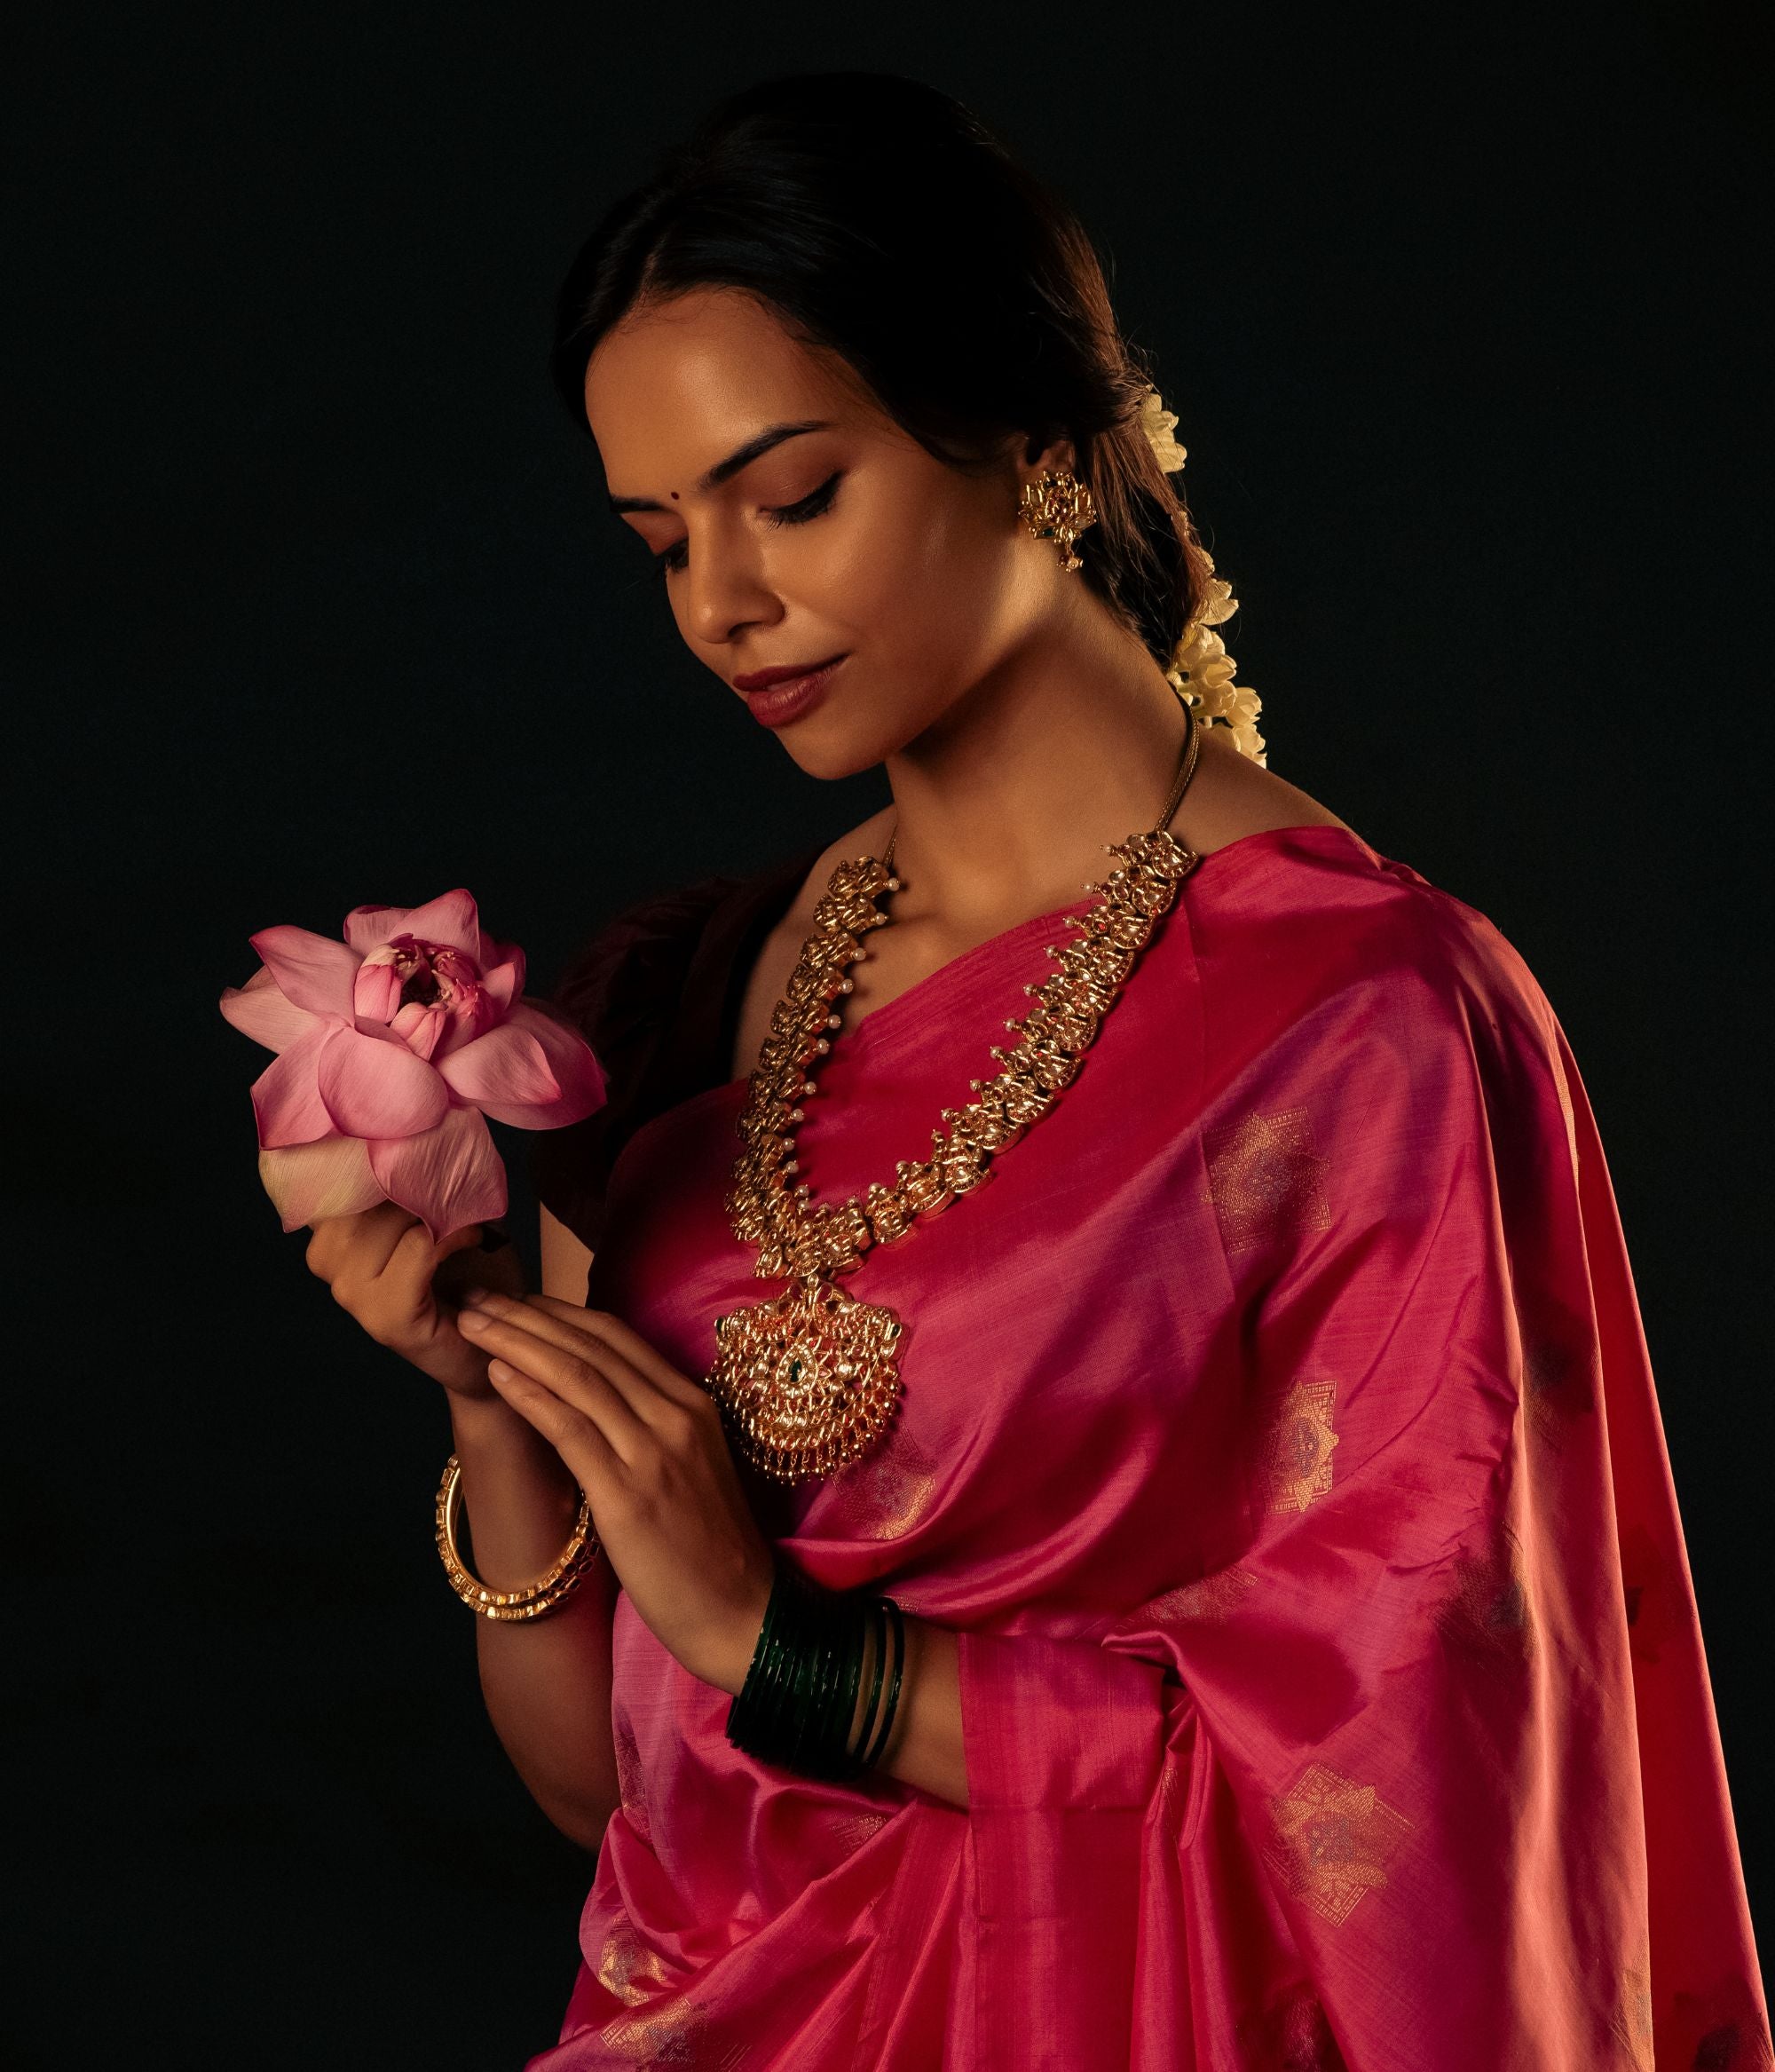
(528, 842, 826, 1253)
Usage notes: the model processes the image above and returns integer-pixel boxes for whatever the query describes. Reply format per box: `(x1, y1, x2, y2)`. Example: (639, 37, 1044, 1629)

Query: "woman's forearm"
(862, 1614, 967, 1809)
(447, 1388, 621, 1849)
(709, 1601, 969, 1810)
(448, 1300, 968, 1823)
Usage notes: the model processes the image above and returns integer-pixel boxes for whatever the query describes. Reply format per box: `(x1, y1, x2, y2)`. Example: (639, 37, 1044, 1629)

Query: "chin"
(777, 732, 884, 783)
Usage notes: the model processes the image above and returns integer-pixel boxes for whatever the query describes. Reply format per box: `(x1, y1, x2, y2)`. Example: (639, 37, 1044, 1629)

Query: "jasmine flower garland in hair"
(1137, 388, 1188, 472)
(1138, 386, 1268, 766)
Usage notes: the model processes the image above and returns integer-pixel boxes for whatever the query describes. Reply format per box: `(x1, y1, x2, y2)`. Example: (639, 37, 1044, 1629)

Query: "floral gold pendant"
(707, 1277, 904, 1486)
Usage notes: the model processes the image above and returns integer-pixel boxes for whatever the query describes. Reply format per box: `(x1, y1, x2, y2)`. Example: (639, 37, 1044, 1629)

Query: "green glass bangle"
(726, 1563, 911, 1782)
(785, 1573, 831, 1768)
(801, 1587, 852, 1776)
(748, 1562, 822, 1768)
(829, 1595, 873, 1779)
(757, 1592, 804, 1755)
(796, 1578, 868, 1781)
(781, 1570, 830, 1771)
(727, 1555, 790, 1750)
(824, 1591, 872, 1780)
(752, 1562, 785, 1665)
(849, 1596, 889, 1772)
(860, 1598, 906, 1770)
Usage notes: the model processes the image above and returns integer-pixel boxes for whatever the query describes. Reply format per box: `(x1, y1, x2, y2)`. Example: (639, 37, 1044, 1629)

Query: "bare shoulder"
(1172, 726, 1355, 855)
(756, 805, 898, 937)
(725, 810, 896, 1081)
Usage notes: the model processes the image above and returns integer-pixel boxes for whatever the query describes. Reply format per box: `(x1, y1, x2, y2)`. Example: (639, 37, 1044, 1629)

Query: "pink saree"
(525, 824, 1764, 2069)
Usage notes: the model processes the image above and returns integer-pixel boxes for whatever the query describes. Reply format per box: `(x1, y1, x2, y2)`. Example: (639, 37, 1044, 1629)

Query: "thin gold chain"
(881, 686, 1200, 874)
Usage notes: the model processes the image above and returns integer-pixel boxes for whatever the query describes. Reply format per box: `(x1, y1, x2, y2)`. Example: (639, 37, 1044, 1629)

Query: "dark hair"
(548, 70, 1218, 673)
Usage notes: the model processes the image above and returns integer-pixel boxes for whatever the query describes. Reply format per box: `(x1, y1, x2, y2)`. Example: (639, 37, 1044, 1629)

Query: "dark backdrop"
(10, 2, 1771, 2063)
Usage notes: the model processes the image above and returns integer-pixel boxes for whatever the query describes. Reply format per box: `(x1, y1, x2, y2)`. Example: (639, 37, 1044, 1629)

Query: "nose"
(681, 519, 782, 651)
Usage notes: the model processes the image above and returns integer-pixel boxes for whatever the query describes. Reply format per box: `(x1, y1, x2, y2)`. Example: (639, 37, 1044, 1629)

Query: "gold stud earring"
(1017, 467, 1098, 573)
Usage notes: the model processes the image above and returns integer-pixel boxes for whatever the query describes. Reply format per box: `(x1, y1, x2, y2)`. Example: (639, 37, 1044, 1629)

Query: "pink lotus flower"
(219, 889, 606, 1240)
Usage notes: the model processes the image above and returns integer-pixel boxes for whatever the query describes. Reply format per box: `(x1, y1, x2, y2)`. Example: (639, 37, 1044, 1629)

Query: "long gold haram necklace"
(706, 694, 1203, 1487)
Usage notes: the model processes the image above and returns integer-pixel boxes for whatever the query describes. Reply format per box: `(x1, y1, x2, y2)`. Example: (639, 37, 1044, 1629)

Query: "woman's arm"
(708, 1600, 968, 1810)
(446, 1206, 619, 1851)
(841, 1613, 967, 1809)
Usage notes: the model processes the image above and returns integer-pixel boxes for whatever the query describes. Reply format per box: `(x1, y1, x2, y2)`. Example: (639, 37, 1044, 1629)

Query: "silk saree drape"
(525, 824, 1764, 2070)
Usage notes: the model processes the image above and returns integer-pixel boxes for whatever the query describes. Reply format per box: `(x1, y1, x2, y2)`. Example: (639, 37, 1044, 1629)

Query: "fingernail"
(462, 1286, 491, 1308)
(458, 1308, 488, 1331)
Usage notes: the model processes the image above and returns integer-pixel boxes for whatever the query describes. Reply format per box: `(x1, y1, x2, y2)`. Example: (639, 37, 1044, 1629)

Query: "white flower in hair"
(1138, 387, 1188, 472)
(1140, 385, 1269, 763)
(1193, 573, 1237, 629)
(1164, 550, 1267, 765)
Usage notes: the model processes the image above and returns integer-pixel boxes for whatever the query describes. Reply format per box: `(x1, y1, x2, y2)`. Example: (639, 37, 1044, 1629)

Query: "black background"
(10, 2, 1771, 2063)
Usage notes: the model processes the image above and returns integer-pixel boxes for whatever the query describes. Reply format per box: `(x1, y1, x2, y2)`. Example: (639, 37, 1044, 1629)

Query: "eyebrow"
(606, 419, 836, 514)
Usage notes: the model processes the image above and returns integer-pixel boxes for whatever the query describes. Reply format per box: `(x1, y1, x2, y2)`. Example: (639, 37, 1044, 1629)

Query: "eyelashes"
(766, 470, 844, 533)
(652, 471, 844, 575)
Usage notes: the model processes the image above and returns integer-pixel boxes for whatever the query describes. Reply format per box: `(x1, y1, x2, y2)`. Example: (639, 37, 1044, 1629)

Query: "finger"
(371, 1219, 460, 1317)
(520, 1297, 711, 1412)
(434, 1234, 526, 1311)
(469, 1293, 619, 1366)
(306, 1199, 417, 1282)
(467, 1293, 701, 1440)
(484, 1363, 619, 1494)
(397, 1217, 446, 1273)
(456, 1309, 652, 1463)
(381, 1216, 485, 1293)
(464, 1294, 669, 1417)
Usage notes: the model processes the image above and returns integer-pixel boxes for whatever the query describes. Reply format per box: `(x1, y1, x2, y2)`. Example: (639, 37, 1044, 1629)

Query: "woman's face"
(583, 285, 1067, 779)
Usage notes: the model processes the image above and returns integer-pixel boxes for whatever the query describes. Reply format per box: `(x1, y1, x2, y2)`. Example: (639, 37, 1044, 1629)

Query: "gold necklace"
(705, 695, 1203, 1486)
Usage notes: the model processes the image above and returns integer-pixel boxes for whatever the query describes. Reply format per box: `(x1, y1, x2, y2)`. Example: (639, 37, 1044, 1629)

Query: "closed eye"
(652, 471, 844, 574)
(764, 470, 843, 530)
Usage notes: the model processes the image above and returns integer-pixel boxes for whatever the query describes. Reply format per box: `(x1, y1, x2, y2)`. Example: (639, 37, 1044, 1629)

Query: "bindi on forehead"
(607, 418, 836, 516)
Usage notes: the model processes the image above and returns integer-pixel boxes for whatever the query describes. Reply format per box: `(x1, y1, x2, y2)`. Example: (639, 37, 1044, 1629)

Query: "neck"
(880, 589, 1196, 931)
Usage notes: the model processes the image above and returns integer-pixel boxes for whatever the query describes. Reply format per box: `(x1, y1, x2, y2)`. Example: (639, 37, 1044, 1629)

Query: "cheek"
(828, 478, 1022, 667)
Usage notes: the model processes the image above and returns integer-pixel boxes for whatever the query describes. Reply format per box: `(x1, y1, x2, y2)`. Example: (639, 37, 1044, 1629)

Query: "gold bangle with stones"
(433, 1452, 601, 1620)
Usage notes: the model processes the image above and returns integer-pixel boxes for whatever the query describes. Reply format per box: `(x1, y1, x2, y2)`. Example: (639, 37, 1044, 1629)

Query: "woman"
(306, 72, 1764, 2069)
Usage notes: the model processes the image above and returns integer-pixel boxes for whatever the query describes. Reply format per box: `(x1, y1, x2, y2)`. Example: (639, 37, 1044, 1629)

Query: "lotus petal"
(482, 953, 524, 1014)
(220, 965, 320, 1054)
(504, 1000, 608, 1124)
(248, 923, 361, 1019)
(369, 1104, 507, 1243)
(352, 958, 405, 1023)
(251, 1022, 341, 1149)
(389, 999, 447, 1061)
(476, 925, 525, 984)
(343, 903, 416, 955)
(390, 888, 480, 959)
(439, 1020, 563, 1128)
(257, 1134, 384, 1232)
(316, 1024, 450, 1140)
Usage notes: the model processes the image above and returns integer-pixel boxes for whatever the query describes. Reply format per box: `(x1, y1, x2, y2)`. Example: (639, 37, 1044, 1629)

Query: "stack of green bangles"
(725, 1556, 906, 1780)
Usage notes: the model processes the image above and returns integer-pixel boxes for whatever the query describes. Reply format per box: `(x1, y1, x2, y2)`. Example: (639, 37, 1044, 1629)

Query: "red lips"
(733, 653, 848, 692)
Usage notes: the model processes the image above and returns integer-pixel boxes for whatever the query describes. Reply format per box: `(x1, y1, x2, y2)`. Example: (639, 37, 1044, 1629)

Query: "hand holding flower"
(304, 1200, 527, 1400)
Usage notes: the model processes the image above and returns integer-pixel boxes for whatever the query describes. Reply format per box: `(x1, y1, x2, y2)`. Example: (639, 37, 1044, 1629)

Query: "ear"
(1021, 431, 1079, 479)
